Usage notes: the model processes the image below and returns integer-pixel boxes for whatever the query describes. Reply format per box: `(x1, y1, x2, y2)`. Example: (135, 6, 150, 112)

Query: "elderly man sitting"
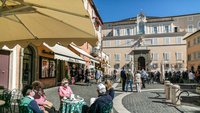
(88, 83, 113, 113)
(20, 85, 45, 113)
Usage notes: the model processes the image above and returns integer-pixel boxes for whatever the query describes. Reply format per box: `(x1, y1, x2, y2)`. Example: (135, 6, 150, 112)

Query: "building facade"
(0, 0, 103, 90)
(184, 30, 200, 72)
(102, 13, 200, 77)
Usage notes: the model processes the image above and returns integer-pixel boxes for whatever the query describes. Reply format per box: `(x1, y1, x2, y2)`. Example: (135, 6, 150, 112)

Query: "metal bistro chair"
(11, 89, 23, 112)
(100, 102, 113, 113)
(2, 89, 12, 113)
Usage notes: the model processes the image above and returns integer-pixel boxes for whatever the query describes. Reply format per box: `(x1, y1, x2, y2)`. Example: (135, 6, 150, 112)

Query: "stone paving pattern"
(44, 80, 200, 113)
(122, 91, 180, 113)
(45, 80, 98, 111)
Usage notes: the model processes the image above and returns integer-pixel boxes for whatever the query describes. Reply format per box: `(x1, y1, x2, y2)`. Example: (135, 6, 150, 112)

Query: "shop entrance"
(23, 46, 34, 86)
(138, 56, 145, 70)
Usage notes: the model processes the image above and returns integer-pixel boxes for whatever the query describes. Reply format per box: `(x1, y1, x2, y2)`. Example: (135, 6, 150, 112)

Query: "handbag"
(44, 100, 53, 109)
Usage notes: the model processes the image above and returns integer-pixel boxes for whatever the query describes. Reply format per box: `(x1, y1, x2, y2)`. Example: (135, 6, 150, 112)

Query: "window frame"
(114, 54, 120, 61)
(176, 52, 182, 61)
(164, 37, 170, 45)
(176, 37, 182, 44)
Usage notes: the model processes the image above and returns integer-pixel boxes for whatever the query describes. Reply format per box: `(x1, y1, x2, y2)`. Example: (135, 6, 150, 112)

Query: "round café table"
(0, 100, 5, 112)
(62, 96, 86, 113)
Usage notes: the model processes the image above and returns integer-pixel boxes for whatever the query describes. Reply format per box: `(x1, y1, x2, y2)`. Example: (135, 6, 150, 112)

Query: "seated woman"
(32, 81, 55, 113)
(105, 80, 115, 100)
(58, 78, 73, 99)
(58, 78, 73, 111)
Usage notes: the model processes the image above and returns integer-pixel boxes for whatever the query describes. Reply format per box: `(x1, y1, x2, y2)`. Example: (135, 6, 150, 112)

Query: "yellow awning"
(0, 0, 98, 48)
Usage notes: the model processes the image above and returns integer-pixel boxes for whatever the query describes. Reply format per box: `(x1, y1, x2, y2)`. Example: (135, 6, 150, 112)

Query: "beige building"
(102, 13, 200, 77)
(184, 30, 200, 72)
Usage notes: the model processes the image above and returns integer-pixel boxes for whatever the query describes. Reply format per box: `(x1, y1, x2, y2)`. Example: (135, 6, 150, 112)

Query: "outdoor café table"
(0, 100, 5, 106)
(0, 100, 5, 112)
(62, 96, 86, 113)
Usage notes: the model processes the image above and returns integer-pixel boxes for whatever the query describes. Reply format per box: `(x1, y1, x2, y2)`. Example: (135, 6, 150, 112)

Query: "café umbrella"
(0, 0, 98, 48)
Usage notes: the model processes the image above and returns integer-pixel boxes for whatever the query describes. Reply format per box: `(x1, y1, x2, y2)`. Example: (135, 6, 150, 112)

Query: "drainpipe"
(19, 48, 24, 90)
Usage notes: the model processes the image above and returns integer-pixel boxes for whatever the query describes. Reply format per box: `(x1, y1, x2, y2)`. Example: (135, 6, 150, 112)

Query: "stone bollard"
(172, 85, 181, 105)
(169, 83, 173, 102)
(165, 83, 172, 102)
(164, 81, 170, 93)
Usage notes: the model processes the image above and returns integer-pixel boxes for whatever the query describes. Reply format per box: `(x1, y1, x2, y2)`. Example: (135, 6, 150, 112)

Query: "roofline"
(183, 29, 200, 40)
(89, 0, 103, 24)
(104, 13, 200, 24)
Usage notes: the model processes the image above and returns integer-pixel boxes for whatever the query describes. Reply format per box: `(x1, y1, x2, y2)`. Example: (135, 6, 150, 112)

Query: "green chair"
(17, 99, 34, 113)
(100, 102, 113, 113)
(11, 89, 23, 112)
(2, 89, 12, 113)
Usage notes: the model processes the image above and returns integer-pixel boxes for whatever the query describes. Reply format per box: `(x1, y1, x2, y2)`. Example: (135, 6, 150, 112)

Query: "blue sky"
(93, 0, 200, 22)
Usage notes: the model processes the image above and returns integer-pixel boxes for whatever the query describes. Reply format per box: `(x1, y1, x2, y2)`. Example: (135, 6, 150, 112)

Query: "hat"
(97, 83, 106, 93)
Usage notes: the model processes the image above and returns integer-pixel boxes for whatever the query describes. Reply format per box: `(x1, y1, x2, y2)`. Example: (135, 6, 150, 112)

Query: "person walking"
(125, 69, 134, 92)
(135, 71, 142, 92)
(95, 68, 101, 84)
(70, 65, 77, 85)
(120, 67, 127, 92)
(188, 71, 195, 83)
(85, 68, 91, 86)
(141, 69, 148, 89)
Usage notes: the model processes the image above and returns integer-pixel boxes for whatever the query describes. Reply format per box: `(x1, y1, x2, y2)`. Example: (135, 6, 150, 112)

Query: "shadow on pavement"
(181, 96, 200, 106)
(149, 91, 165, 99)
(114, 89, 126, 92)
(152, 100, 171, 104)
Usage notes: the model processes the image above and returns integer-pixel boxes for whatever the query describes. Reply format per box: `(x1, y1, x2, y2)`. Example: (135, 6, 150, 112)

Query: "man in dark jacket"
(120, 68, 127, 91)
(88, 83, 113, 113)
(20, 85, 44, 113)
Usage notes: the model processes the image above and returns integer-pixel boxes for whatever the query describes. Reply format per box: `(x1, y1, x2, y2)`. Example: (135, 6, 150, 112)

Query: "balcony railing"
(134, 46, 148, 50)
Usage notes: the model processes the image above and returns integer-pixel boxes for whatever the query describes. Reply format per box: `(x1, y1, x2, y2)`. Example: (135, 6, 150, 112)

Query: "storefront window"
(40, 57, 56, 78)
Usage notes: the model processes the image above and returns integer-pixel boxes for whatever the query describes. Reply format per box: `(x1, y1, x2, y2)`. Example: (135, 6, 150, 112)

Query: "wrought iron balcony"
(91, 47, 100, 57)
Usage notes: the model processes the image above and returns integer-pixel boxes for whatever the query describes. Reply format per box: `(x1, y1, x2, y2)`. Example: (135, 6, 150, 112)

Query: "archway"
(138, 56, 145, 70)
(22, 46, 35, 86)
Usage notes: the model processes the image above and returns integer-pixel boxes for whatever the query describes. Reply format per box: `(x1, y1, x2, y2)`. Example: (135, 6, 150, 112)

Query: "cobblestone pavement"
(122, 91, 180, 113)
(115, 83, 200, 113)
(44, 80, 98, 111)
(45, 81, 200, 113)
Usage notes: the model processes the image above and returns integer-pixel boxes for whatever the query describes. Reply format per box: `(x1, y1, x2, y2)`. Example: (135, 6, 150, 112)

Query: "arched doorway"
(22, 46, 35, 86)
(138, 56, 145, 70)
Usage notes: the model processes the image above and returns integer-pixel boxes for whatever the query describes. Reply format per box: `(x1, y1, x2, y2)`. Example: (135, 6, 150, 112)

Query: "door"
(22, 47, 33, 86)
(0, 50, 10, 89)
(138, 56, 145, 70)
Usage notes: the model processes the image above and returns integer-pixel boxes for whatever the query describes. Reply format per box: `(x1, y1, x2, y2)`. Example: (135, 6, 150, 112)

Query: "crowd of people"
(120, 68, 149, 93)
(119, 67, 200, 94)
(164, 69, 200, 83)
(20, 77, 114, 113)
(68, 66, 103, 86)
